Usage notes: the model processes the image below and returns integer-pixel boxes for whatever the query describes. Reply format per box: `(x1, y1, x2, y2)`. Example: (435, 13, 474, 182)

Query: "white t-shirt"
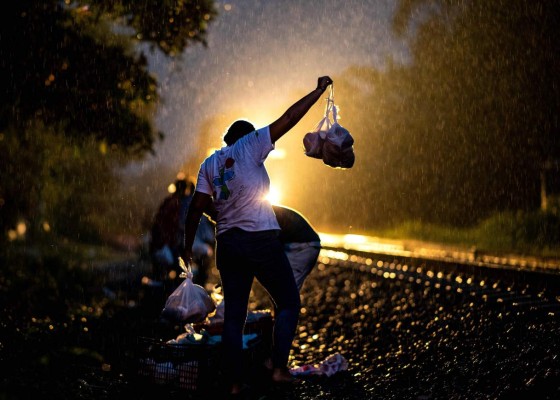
(195, 126, 280, 236)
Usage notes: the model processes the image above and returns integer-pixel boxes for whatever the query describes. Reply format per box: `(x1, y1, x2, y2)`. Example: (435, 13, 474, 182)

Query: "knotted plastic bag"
(322, 124, 355, 169)
(161, 257, 216, 323)
(302, 129, 325, 159)
(303, 85, 355, 169)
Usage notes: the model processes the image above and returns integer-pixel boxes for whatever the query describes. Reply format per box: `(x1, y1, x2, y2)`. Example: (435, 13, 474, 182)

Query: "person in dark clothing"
(205, 204, 321, 290)
(182, 76, 333, 396)
(149, 178, 194, 282)
(150, 178, 215, 287)
(272, 205, 321, 291)
(204, 203, 322, 384)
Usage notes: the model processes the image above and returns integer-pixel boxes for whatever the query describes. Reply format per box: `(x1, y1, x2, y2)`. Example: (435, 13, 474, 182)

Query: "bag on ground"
(161, 257, 216, 323)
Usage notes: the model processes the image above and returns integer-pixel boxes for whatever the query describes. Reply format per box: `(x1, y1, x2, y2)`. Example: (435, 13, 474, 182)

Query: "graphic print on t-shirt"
(213, 157, 235, 200)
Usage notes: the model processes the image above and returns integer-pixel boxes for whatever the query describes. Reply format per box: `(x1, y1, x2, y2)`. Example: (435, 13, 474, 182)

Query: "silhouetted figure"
(149, 178, 194, 283)
(272, 205, 321, 290)
(191, 213, 215, 287)
(182, 76, 333, 396)
(205, 204, 321, 290)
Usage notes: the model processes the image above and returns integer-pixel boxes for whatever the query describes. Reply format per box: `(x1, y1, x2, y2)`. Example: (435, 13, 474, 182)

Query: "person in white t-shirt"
(182, 76, 333, 396)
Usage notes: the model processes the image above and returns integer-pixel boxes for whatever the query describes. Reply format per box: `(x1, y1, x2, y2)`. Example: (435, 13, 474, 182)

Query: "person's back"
(273, 205, 320, 244)
(197, 123, 280, 236)
(272, 205, 321, 290)
(182, 76, 333, 395)
(195, 122, 301, 389)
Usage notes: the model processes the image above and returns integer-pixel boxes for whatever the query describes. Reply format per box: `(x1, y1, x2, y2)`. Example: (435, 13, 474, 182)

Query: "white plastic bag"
(290, 352, 348, 377)
(322, 124, 355, 168)
(303, 86, 355, 169)
(303, 128, 325, 159)
(303, 95, 330, 159)
(207, 284, 225, 325)
(161, 257, 216, 323)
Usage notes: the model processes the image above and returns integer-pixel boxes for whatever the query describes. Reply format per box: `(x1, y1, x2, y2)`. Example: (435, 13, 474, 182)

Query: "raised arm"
(269, 76, 333, 143)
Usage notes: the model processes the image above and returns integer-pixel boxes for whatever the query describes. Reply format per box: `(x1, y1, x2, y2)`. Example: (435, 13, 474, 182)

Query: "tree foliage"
(0, 0, 216, 241)
(273, 0, 560, 232)
(319, 0, 560, 229)
(389, 0, 560, 225)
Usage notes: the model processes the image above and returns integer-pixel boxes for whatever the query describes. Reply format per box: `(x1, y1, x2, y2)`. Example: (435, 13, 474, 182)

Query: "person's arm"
(182, 191, 212, 264)
(203, 201, 218, 225)
(268, 76, 333, 143)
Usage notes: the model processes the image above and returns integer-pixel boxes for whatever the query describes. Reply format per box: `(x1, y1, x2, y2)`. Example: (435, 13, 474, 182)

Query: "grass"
(365, 210, 560, 259)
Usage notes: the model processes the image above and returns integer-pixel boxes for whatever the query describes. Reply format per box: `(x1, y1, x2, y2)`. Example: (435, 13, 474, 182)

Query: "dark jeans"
(216, 228, 301, 385)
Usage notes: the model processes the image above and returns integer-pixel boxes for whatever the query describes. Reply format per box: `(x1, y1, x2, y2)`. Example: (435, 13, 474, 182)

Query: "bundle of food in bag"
(160, 258, 216, 323)
(303, 85, 355, 169)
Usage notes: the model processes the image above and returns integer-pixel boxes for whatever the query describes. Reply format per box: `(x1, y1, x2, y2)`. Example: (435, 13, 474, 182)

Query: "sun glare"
(264, 185, 281, 205)
(268, 148, 286, 160)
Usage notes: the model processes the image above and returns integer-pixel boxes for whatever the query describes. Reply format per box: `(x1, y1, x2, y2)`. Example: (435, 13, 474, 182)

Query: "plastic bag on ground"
(290, 352, 348, 377)
(161, 258, 216, 323)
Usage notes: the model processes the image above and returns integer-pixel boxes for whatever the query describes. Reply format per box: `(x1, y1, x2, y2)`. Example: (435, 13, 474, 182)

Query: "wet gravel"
(2, 249, 559, 400)
(281, 251, 560, 400)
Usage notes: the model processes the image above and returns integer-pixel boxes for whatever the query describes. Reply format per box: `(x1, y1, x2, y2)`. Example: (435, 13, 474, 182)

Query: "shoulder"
(199, 151, 221, 172)
(236, 126, 271, 148)
(273, 205, 304, 221)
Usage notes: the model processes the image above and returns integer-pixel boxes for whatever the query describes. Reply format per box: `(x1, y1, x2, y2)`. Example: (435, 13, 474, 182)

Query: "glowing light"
(268, 148, 286, 160)
(42, 222, 51, 232)
(168, 183, 176, 194)
(7, 229, 17, 241)
(317, 233, 341, 246)
(206, 147, 219, 157)
(344, 234, 367, 244)
(16, 222, 26, 236)
(264, 185, 281, 204)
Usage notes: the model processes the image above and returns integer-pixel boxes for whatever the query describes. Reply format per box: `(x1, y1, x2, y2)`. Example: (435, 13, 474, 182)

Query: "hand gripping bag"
(161, 257, 216, 323)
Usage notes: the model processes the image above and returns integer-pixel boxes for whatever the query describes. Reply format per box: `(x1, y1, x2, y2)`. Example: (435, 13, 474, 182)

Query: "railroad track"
(319, 246, 560, 315)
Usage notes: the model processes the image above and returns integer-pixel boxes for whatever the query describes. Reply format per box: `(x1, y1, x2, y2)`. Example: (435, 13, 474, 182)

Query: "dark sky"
(134, 0, 409, 173)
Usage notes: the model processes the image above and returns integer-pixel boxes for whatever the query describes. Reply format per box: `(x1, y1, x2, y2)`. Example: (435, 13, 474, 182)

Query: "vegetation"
(370, 210, 560, 258)
(284, 0, 560, 233)
(0, 0, 217, 243)
(1, 0, 559, 258)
